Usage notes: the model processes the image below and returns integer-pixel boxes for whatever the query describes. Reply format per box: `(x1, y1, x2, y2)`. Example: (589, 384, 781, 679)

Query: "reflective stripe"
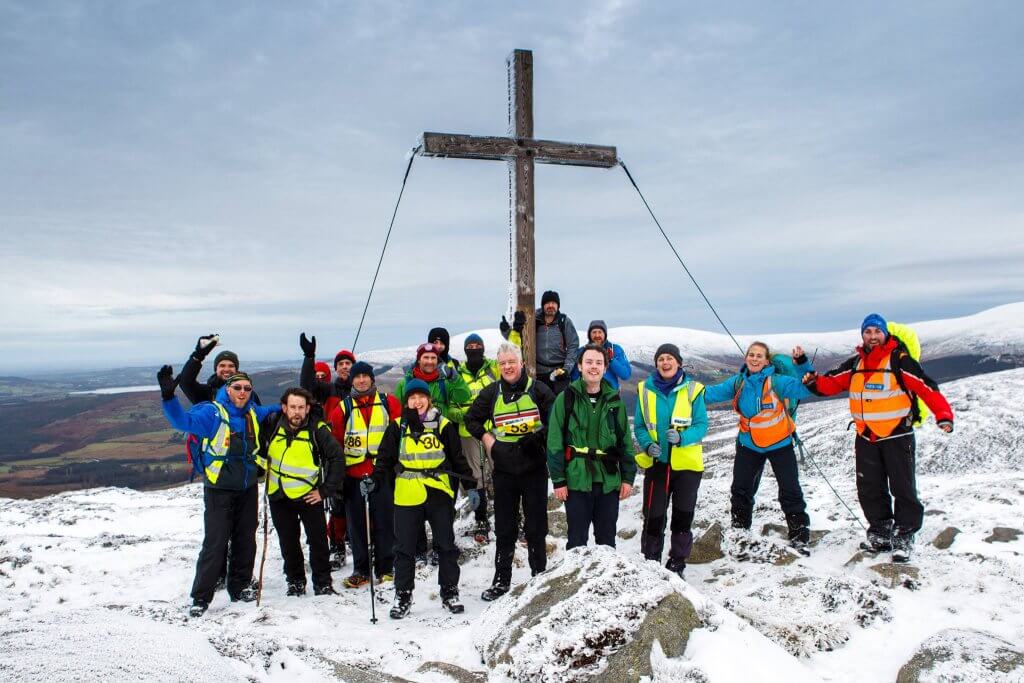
(344, 398, 391, 467)
(849, 390, 905, 400)
(266, 424, 321, 499)
(493, 378, 542, 442)
(733, 376, 794, 449)
(200, 402, 261, 486)
(636, 380, 704, 471)
(394, 417, 454, 506)
(849, 354, 913, 437)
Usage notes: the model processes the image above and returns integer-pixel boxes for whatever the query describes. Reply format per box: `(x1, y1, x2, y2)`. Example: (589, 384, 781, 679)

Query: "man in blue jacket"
(571, 320, 631, 390)
(158, 366, 280, 617)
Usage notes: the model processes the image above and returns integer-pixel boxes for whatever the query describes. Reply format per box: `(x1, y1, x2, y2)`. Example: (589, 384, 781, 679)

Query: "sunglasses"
(230, 384, 253, 392)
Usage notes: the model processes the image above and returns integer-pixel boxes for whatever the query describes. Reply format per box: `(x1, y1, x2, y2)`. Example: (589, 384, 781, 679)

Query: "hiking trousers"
(493, 467, 548, 584)
(326, 495, 346, 549)
(641, 464, 702, 562)
(191, 485, 258, 603)
(855, 432, 923, 538)
(269, 494, 332, 589)
(394, 488, 459, 592)
(461, 436, 492, 523)
(730, 443, 810, 532)
(344, 474, 395, 578)
(565, 484, 619, 550)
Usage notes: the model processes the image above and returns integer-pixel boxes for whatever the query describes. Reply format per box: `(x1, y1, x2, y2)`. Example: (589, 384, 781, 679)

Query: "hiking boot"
(230, 582, 259, 603)
(665, 558, 686, 579)
(286, 581, 307, 597)
(518, 527, 528, 546)
(429, 549, 440, 567)
(440, 585, 464, 614)
(481, 583, 510, 602)
(189, 599, 209, 617)
(892, 533, 913, 563)
(313, 584, 337, 596)
(473, 520, 491, 543)
(329, 544, 346, 571)
(390, 590, 412, 619)
(213, 575, 226, 593)
(415, 552, 429, 568)
(377, 573, 394, 584)
(791, 539, 811, 557)
(861, 532, 893, 554)
(343, 573, 370, 589)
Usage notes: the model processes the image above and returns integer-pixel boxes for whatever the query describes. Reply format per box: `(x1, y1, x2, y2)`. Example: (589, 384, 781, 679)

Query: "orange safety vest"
(848, 353, 912, 438)
(733, 376, 794, 448)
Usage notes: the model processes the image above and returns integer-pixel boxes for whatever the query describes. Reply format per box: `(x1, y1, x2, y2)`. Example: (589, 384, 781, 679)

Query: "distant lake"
(70, 385, 160, 395)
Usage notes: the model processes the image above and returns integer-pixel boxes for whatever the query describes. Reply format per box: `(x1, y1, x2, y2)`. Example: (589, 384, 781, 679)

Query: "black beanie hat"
(213, 350, 240, 368)
(350, 361, 375, 380)
(427, 327, 450, 350)
(541, 290, 560, 307)
(587, 320, 607, 340)
(654, 343, 682, 365)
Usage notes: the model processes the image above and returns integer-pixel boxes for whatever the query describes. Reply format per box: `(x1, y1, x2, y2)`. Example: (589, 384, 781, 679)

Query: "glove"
(500, 316, 511, 336)
(646, 443, 661, 459)
(513, 310, 526, 333)
(802, 372, 818, 386)
(299, 332, 316, 358)
(467, 489, 481, 511)
(193, 334, 219, 360)
(937, 420, 954, 434)
(666, 429, 681, 445)
(549, 368, 566, 382)
(440, 364, 455, 381)
(359, 477, 377, 498)
(157, 364, 178, 400)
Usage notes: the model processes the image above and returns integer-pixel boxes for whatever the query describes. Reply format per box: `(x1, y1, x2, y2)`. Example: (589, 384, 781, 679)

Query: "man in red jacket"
(804, 313, 953, 562)
(328, 361, 401, 587)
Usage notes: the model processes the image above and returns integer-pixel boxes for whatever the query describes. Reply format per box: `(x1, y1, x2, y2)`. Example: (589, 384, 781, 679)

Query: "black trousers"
(730, 442, 809, 531)
(641, 464, 702, 561)
(394, 488, 459, 592)
(493, 468, 548, 584)
(537, 369, 570, 396)
(565, 484, 619, 549)
(269, 493, 331, 589)
(344, 475, 395, 578)
(191, 486, 258, 602)
(855, 433, 923, 537)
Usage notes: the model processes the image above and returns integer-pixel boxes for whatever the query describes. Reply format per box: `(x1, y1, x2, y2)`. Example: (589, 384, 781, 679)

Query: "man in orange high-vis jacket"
(805, 313, 953, 562)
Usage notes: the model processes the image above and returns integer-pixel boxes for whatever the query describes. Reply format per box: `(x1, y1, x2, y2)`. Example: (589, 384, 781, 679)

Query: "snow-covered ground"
(2, 369, 1023, 681)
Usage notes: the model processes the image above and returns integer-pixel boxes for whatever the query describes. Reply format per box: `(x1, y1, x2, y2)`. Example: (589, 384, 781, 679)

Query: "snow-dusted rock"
(688, 521, 725, 564)
(0, 609, 243, 681)
(931, 527, 961, 549)
(896, 628, 1024, 682)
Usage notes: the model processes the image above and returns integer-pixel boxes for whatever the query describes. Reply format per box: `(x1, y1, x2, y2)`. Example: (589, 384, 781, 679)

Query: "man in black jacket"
(464, 342, 555, 601)
(262, 387, 345, 596)
(178, 333, 262, 405)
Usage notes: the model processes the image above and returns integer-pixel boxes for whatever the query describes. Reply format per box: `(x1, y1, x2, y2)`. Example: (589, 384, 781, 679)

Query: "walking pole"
(362, 477, 378, 624)
(256, 466, 271, 607)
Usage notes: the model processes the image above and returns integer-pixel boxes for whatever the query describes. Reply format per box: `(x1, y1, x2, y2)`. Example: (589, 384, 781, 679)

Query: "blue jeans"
(565, 484, 619, 549)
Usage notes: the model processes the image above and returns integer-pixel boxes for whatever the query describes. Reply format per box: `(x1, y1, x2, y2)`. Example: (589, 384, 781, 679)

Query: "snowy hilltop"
(2, 369, 1024, 681)
(357, 302, 1024, 375)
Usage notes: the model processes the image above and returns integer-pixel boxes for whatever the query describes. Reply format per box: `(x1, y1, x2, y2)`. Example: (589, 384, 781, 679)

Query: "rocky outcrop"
(897, 628, 1024, 682)
(688, 521, 725, 564)
(983, 527, 1021, 543)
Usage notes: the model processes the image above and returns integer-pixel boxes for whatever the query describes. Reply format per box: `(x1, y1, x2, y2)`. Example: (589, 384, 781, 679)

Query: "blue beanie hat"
(861, 313, 889, 336)
(464, 333, 484, 349)
(404, 378, 430, 400)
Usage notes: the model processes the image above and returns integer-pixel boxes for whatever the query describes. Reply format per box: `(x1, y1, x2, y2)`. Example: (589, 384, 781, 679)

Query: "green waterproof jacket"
(547, 379, 636, 493)
(394, 370, 471, 423)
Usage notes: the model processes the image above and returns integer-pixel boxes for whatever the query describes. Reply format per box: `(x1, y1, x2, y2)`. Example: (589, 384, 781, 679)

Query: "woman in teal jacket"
(633, 343, 708, 576)
(704, 342, 815, 549)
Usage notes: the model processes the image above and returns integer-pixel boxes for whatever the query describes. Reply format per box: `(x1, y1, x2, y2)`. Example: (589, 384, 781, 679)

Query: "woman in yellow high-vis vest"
(633, 344, 708, 578)
(368, 379, 476, 619)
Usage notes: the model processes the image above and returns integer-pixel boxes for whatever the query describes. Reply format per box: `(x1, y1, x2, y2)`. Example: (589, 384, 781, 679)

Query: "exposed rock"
(931, 527, 961, 550)
(617, 528, 637, 540)
(923, 509, 946, 517)
(416, 661, 486, 683)
(474, 546, 705, 681)
(869, 563, 920, 589)
(760, 523, 829, 546)
(844, 551, 869, 567)
(688, 522, 724, 564)
(897, 628, 1024, 682)
(983, 527, 1021, 543)
(547, 510, 568, 538)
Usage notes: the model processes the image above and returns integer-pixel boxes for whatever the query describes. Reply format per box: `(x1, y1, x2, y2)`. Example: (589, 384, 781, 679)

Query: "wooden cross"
(419, 49, 617, 374)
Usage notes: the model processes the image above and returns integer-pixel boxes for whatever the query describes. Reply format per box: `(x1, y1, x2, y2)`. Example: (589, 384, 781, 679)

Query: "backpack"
(537, 312, 568, 352)
(770, 354, 802, 419)
(559, 387, 626, 470)
(887, 321, 928, 427)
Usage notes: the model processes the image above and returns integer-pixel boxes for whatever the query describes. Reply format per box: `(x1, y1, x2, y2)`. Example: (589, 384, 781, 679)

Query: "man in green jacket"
(394, 343, 472, 422)
(547, 344, 636, 549)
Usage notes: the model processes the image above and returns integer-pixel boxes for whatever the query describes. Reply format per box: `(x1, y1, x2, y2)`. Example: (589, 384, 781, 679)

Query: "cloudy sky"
(2, 1, 1022, 373)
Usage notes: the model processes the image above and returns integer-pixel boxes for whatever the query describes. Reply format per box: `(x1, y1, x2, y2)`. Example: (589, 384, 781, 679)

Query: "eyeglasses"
(230, 384, 253, 392)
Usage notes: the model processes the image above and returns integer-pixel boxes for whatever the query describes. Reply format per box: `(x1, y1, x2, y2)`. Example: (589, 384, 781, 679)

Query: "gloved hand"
(157, 364, 178, 400)
(666, 429, 681, 445)
(549, 368, 566, 382)
(500, 316, 511, 336)
(440, 363, 456, 380)
(359, 477, 377, 498)
(937, 420, 954, 434)
(513, 310, 526, 333)
(802, 372, 817, 386)
(646, 443, 661, 459)
(193, 333, 219, 360)
(467, 489, 481, 511)
(299, 332, 316, 358)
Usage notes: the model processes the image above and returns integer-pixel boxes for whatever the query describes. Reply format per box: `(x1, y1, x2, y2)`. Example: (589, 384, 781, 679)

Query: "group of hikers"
(157, 290, 955, 620)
